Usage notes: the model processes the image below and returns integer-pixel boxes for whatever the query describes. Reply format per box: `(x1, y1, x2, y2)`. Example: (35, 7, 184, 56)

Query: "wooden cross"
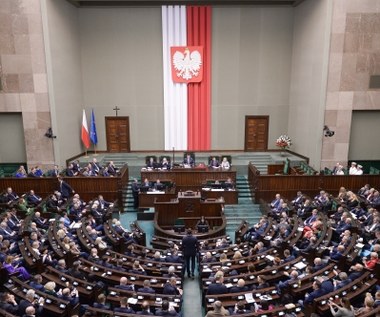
(113, 106, 120, 116)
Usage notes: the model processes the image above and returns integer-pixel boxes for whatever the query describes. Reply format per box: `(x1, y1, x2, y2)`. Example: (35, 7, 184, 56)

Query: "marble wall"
(322, 0, 380, 168)
(0, 0, 54, 168)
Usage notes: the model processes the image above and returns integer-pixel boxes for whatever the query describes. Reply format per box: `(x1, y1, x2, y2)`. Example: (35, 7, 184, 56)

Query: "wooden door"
(244, 116, 269, 151)
(105, 117, 130, 152)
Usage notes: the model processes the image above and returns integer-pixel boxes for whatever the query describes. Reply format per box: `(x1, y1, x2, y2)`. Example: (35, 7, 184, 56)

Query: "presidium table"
(139, 166, 238, 208)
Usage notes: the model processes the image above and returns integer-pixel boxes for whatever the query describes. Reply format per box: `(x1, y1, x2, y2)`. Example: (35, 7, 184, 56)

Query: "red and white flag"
(81, 109, 90, 149)
(162, 6, 211, 151)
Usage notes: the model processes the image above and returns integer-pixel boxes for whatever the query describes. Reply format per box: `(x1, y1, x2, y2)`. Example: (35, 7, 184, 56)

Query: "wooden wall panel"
(248, 163, 380, 203)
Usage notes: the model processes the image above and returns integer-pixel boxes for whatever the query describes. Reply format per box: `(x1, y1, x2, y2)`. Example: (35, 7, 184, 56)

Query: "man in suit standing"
(131, 179, 140, 209)
(182, 228, 198, 279)
(58, 177, 75, 199)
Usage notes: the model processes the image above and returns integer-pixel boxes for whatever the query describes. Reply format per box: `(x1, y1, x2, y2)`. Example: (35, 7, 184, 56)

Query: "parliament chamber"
(0, 157, 380, 317)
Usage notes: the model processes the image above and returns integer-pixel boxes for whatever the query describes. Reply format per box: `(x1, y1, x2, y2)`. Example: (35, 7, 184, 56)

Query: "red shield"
(171, 46, 203, 83)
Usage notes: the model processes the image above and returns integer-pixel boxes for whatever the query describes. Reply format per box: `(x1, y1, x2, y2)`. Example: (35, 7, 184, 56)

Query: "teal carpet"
(118, 172, 262, 317)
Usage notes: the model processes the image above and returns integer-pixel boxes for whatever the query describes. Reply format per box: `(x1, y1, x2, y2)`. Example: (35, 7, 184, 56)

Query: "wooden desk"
(138, 188, 176, 208)
(201, 188, 238, 204)
(0, 165, 129, 209)
(153, 192, 226, 239)
(139, 188, 237, 207)
(141, 167, 236, 191)
(248, 163, 380, 203)
(155, 193, 224, 226)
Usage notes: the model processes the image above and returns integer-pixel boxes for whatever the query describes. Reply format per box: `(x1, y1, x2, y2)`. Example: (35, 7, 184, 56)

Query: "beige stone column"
(322, 0, 380, 169)
(0, 0, 54, 169)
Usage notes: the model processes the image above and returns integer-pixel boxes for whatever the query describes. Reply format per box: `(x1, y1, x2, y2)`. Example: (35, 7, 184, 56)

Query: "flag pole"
(94, 143, 98, 156)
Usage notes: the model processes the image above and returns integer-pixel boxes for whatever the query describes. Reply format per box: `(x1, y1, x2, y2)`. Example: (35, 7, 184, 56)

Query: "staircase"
(224, 175, 262, 241)
(122, 178, 137, 213)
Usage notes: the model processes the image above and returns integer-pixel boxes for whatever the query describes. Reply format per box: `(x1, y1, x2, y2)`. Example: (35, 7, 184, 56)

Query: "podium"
(153, 191, 226, 239)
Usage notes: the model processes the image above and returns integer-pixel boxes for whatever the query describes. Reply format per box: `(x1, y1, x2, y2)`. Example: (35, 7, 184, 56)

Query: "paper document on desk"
(128, 298, 138, 304)
(147, 191, 165, 194)
(245, 293, 255, 303)
(294, 262, 307, 270)
(70, 222, 82, 229)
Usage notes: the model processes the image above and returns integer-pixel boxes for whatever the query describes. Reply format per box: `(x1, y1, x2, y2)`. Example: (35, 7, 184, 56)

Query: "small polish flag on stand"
(81, 109, 90, 149)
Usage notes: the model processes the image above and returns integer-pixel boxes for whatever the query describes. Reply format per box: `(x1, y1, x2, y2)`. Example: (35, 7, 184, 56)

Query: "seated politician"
(15, 165, 27, 178)
(161, 157, 171, 169)
(140, 178, 151, 192)
(223, 177, 234, 189)
(146, 157, 156, 169)
(220, 157, 231, 169)
(183, 154, 195, 167)
(154, 179, 166, 191)
(196, 216, 209, 232)
(209, 157, 220, 168)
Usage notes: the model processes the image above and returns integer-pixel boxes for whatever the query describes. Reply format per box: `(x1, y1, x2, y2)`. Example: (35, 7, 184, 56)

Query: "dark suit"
(207, 282, 228, 295)
(229, 285, 249, 293)
(6, 218, 19, 231)
(348, 270, 363, 281)
(313, 263, 327, 272)
(18, 299, 38, 316)
(29, 281, 45, 291)
(59, 180, 74, 199)
(321, 280, 334, 293)
(107, 164, 117, 176)
(183, 156, 194, 166)
(115, 284, 134, 291)
(270, 198, 281, 210)
(182, 232, 198, 277)
(6, 192, 19, 202)
(304, 288, 325, 305)
(137, 311, 154, 316)
(50, 168, 60, 177)
(330, 250, 344, 261)
(91, 162, 102, 175)
(93, 303, 110, 309)
(0, 302, 19, 315)
(155, 309, 179, 316)
(114, 307, 135, 314)
(0, 227, 16, 241)
(27, 194, 41, 206)
(304, 215, 317, 227)
(33, 216, 48, 229)
(283, 255, 296, 263)
(66, 168, 75, 177)
(335, 279, 351, 290)
(165, 254, 183, 263)
(138, 287, 155, 294)
(132, 182, 140, 209)
(163, 283, 180, 295)
(209, 159, 219, 168)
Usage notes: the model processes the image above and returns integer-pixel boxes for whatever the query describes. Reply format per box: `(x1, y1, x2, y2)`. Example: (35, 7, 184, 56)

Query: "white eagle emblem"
(173, 48, 202, 80)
